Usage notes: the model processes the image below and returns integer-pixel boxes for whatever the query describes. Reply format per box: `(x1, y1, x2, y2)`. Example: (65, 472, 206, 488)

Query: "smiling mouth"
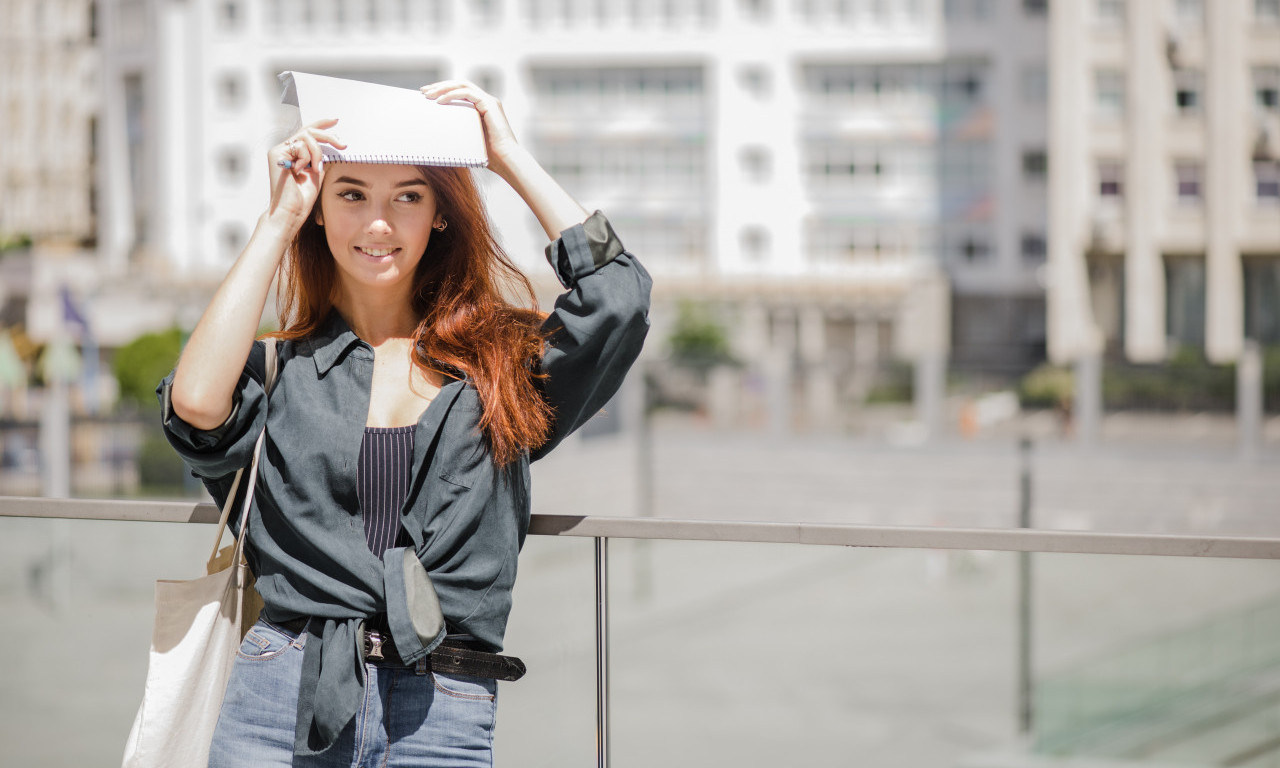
(356, 246, 400, 258)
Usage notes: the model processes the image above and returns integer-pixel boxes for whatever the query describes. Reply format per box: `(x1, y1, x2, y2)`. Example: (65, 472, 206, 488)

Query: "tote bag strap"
(205, 338, 279, 568)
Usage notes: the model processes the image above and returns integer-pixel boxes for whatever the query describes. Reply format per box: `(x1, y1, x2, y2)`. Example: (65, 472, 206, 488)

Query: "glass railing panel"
(0, 514, 217, 767)
(493, 534, 598, 767)
(590, 541, 1280, 767)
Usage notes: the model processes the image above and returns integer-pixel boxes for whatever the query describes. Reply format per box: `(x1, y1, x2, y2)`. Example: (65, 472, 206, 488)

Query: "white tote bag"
(122, 341, 276, 768)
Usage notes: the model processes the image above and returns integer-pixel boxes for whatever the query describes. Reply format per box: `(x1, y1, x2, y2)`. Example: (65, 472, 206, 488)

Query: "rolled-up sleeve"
(155, 340, 269, 481)
(532, 211, 652, 460)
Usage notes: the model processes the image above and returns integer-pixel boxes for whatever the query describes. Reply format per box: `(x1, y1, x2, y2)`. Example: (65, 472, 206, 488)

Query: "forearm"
(490, 145, 589, 240)
(170, 214, 293, 429)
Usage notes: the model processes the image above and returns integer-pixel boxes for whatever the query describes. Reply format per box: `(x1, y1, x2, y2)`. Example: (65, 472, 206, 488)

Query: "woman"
(159, 80, 651, 766)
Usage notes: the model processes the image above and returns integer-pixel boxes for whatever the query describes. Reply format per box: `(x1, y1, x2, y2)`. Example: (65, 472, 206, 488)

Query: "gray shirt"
(157, 211, 651, 755)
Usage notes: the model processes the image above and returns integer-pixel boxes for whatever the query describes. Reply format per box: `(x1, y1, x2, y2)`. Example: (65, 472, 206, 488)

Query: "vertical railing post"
(595, 536, 611, 768)
(1017, 437, 1034, 736)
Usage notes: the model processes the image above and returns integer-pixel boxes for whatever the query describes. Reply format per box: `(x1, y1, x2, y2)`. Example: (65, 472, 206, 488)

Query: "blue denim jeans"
(208, 619, 497, 768)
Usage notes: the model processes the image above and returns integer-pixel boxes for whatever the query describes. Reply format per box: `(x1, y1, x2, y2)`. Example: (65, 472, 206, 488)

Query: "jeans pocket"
(235, 621, 296, 661)
(432, 672, 497, 701)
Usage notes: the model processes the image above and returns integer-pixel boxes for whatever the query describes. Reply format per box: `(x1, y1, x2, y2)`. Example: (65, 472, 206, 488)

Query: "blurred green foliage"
(865, 363, 914, 404)
(112, 326, 183, 408)
(1018, 346, 1280, 412)
(1019, 364, 1075, 408)
(0, 232, 33, 253)
(667, 301, 735, 370)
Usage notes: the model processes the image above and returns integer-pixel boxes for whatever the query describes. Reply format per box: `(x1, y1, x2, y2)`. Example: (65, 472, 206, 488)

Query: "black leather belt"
(269, 616, 526, 682)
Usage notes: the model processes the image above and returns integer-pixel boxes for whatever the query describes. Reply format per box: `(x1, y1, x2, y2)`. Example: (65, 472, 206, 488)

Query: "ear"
(315, 209, 324, 227)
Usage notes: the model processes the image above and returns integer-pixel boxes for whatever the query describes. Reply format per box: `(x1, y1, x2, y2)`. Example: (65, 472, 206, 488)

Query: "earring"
(434, 219, 447, 232)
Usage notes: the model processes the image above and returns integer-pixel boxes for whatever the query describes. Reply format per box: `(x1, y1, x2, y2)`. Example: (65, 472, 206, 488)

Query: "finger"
(306, 129, 346, 151)
(421, 81, 482, 103)
(298, 133, 324, 174)
(420, 80, 470, 96)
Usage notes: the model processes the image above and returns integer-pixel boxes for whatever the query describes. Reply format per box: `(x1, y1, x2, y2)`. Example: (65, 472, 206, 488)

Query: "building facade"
(0, 0, 100, 246)
(43, 0, 1050, 427)
(1048, 0, 1280, 367)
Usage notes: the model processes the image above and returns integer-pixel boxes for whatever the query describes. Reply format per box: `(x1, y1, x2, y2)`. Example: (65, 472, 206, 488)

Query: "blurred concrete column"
(1238, 340, 1263, 460)
(1123, 0, 1166, 362)
(38, 334, 80, 611)
(1204, 0, 1247, 364)
(913, 353, 947, 440)
(735, 301, 770, 360)
(849, 317, 879, 406)
(896, 270, 950, 440)
(767, 310, 796, 436)
(707, 365, 740, 430)
(799, 306, 836, 432)
(39, 336, 80, 499)
(1074, 353, 1102, 446)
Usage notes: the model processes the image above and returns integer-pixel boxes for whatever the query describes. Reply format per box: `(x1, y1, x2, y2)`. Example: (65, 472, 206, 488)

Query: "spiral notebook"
(278, 71, 488, 168)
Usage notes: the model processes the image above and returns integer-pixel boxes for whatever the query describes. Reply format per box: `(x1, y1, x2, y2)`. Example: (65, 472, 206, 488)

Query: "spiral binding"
(321, 149, 486, 168)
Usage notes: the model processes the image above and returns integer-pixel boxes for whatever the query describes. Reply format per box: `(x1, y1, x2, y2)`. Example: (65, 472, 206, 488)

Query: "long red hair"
(272, 165, 551, 465)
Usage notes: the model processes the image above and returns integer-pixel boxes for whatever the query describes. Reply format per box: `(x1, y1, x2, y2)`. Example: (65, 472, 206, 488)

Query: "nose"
(366, 203, 392, 236)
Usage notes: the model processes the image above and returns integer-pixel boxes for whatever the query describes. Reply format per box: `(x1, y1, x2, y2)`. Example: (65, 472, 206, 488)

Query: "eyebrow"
(331, 176, 428, 189)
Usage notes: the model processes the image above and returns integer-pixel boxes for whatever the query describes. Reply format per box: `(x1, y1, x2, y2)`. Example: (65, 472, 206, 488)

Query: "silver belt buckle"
(366, 629, 385, 661)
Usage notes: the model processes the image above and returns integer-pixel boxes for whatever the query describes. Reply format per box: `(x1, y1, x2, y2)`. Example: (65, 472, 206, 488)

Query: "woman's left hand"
(420, 80, 524, 178)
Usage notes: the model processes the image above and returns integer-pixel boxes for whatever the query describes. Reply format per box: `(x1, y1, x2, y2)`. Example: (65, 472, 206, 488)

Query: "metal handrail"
(5, 495, 1280, 768)
(2, 496, 1278, 560)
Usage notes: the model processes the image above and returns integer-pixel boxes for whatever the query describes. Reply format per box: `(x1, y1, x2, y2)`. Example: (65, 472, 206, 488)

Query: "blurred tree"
(667, 300, 735, 370)
(113, 327, 183, 408)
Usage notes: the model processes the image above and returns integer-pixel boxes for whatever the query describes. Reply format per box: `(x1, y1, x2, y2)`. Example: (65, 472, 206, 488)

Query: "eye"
(338, 189, 364, 201)
(396, 191, 423, 203)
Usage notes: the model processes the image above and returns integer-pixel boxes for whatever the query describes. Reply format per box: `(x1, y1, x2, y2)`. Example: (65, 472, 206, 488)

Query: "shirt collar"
(306, 308, 366, 376)
(303, 309, 470, 383)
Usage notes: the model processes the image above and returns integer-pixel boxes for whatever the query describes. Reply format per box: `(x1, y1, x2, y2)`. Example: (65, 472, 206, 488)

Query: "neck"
(332, 286, 420, 346)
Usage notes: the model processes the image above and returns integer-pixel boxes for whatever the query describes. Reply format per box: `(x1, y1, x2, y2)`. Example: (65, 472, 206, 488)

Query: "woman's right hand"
(266, 118, 345, 230)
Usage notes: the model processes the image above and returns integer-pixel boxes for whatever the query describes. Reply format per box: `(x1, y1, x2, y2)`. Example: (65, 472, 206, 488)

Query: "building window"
(960, 237, 990, 262)
(1165, 255, 1206, 350)
(473, 0, 499, 24)
(1255, 66, 1280, 110)
(473, 69, 502, 98)
(219, 1, 241, 30)
(1175, 161, 1202, 203)
(1257, 160, 1280, 201)
(739, 65, 772, 99)
(1021, 231, 1047, 262)
(740, 146, 772, 183)
(942, 62, 984, 102)
(1095, 69, 1125, 119)
(1023, 0, 1048, 16)
(741, 227, 770, 262)
(1022, 149, 1048, 181)
(1259, 0, 1280, 21)
(217, 74, 243, 109)
(219, 149, 245, 184)
(221, 224, 246, 261)
(740, 0, 770, 20)
(1173, 69, 1203, 115)
(1175, 0, 1203, 25)
(1096, 0, 1124, 24)
(1244, 258, 1280, 343)
(1098, 159, 1123, 198)
(1020, 64, 1048, 104)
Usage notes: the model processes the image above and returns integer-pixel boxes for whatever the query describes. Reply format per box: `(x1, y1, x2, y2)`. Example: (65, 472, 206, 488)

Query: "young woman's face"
(316, 163, 439, 294)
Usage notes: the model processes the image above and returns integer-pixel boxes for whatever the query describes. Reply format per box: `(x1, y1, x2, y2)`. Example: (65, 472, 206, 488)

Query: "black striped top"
(357, 425, 415, 558)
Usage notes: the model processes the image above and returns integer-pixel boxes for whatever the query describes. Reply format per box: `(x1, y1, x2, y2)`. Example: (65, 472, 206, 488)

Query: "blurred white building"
(9, 0, 1055, 428)
(82, 0, 1053, 430)
(0, 0, 99, 245)
(1048, 0, 1280, 441)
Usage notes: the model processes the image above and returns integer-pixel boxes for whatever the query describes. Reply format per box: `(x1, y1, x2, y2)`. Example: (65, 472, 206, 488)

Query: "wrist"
(256, 210, 304, 243)
(488, 144, 537, 184)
